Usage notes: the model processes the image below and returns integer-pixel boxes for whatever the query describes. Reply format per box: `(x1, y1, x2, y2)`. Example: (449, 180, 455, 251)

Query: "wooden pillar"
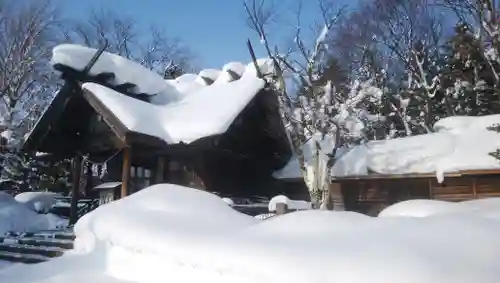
(472, 177, 478, 198)
(69, 155, 83, 225)
(329, 182, 345, 211)
(84, 162, 93, 197)
(121, 146, 131, 198)
(428, 179, 433, 199)
(155, 155, 165, 184)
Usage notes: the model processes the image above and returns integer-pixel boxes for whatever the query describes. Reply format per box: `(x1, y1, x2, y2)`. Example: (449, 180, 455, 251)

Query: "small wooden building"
(22, 43, 307, 216)
(334, 169, 500, 216)
(275, 114, 500, 216)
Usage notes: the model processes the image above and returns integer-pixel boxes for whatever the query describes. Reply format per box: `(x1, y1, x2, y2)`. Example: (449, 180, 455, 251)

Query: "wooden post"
(276, 202, 288, 215)
(428, 179, 433, 199)
(329, 182, 345, 211)
(84, 162, 93, 197)
(472, 177, 478, 198)
(121, 146, 131, 198)
(69, 155, 83, 225)
(155, 156, 165, 184)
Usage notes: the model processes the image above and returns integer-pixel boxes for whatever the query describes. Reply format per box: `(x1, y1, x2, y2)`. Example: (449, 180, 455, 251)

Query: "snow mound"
(0, 194, 67, 235)
(221, 197, 234, 206)
(73, 184, 257, 252)
(379, 199, 458, 217)
(379, 198, 500, 220)
(15, 192, 62, 213)
(268, 195, 311, 211)
(331, 114, 500, 181)
(22, 184, 492, 283)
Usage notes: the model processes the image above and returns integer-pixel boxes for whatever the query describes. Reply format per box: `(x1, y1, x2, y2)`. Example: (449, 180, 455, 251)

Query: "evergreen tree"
(441, 24, 500, 116)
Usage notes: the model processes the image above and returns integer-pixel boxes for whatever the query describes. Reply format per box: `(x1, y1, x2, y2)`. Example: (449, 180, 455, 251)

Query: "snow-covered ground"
(0, 192, 68, 235)
(2, 184, 500, 283)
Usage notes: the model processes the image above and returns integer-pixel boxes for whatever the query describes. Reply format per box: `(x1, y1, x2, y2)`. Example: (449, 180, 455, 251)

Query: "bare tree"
(64, 9, 196, 77)
(332, 0, 451, 134)
(0, 0, 60, 127)
(244, 0, 386, 208)
(0, 0, 62, 183)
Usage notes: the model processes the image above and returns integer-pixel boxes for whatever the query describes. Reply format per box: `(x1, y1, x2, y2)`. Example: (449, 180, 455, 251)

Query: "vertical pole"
(155, 155, 165, 184)
(84, 162, 93, 197)
(69, 155, 82, 225)
(276, 202, 288, 215)
(428, 179, 433, 199)
(246, 39, 263, 78)
(121, 146, 131, 198)
(472, 177, 478, 199)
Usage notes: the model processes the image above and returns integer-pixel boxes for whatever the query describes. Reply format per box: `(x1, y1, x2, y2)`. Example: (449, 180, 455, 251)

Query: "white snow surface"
(379, 198, 500, 220)
(268, 195, 311, 211)
(4, 184, 500, 283)
(276, 115, 500, 181)
(15, 191, 62, 213)
(0, 192, 67, 235)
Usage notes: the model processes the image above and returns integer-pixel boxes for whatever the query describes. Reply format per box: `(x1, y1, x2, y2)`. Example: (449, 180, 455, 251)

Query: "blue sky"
(54, 0, 351, 69)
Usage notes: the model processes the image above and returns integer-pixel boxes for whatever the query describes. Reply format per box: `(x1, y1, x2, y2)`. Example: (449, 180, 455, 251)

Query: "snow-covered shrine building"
(23, 44, 307, 202)
(275, 114, 500, 215)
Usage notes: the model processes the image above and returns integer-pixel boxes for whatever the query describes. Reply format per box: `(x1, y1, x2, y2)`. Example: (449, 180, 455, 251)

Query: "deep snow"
(0, 192, 67, 235)
(2, 184, 500, 283)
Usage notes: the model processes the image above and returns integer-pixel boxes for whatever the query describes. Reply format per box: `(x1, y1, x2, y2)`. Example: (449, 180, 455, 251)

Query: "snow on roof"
(334, 115, 500, 181)
(52, 43, 273, 145)
(93, 182, 122, 190)
(51, 44, 183, 103)
(275, 115, 500, 182)
(52, 44, 272, 103)
(82, 70, 265, 144)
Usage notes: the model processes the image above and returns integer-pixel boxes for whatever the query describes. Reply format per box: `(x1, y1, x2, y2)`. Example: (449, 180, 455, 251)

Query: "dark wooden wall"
(340, 174, 500, 216)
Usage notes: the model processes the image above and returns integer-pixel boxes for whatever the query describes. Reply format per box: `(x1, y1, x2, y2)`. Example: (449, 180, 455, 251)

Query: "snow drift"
(379, 197, 500, 220)
(0, 192, 67, 235)
(3, 184, 500, 283)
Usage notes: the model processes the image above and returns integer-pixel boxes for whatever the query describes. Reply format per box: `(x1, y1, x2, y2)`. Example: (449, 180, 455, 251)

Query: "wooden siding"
(339, 174, 500, 216)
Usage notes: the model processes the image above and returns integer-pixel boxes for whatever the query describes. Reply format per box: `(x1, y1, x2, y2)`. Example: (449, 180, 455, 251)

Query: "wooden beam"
(155, 155, 165, 184)
(69, 155, 83, 225)
(121, 146, 131, 198)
